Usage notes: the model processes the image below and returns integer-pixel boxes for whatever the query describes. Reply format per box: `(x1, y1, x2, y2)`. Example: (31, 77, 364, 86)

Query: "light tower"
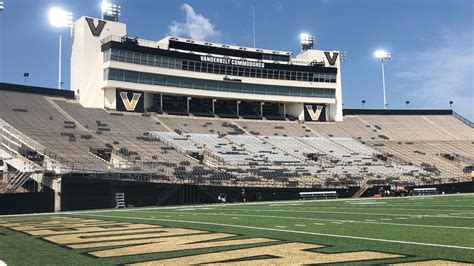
(299, 33, 315, 51)
(48, 7, 73, 90)
(101, 0, 121, 22)
(374, 50, 391, 109)
(0, 1, 4, 11)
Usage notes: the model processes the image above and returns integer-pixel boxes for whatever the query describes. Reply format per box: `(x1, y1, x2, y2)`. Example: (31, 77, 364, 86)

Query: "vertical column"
(283, 103, 286, 118)
(212, 99, 216, 115)
(52, 177, 61, 212)
(160, 93, 163, 113)
(326, 104, 330, 121)
(237, 100, 241, 117)
(58, 33, 62, 90)
(187, 97, 191, 114)
(260, 102, 264, 118)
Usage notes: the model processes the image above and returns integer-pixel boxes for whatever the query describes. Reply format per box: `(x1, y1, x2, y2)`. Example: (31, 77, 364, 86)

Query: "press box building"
(71, 16, 343, 121)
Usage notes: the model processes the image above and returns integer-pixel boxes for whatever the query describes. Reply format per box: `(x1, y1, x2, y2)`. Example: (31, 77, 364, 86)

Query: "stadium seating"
(0, 89, 472, 190)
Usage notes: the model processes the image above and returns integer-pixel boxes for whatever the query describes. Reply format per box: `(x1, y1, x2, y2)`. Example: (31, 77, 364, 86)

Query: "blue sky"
(0, 0, 472, 119)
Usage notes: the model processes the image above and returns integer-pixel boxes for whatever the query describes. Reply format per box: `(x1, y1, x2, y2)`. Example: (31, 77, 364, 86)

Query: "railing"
(453, 111, 474, 128)
(0, 119, 165, 175)
(0, 119, 48, 156)
(101, 35, 161, 49)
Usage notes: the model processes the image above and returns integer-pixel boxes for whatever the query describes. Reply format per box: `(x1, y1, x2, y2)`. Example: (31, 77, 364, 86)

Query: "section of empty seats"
(305, 116, 380, 140)
(187, 133, 263, 165)
(225, 135, 300, 164)
(158, 116, 244, 134)
(0, 91, 72, 131)
(236, 120, 310, 137)
(54, 99, 167, 134)
(263, 136, 318, 160)
(330, 138, 380, 155)
(366, 141, 468, 181)
(358, 115, 458, 141)
(0, 91, 111, 170)
(302, 137, 376, 164)
(148, 131, 201, 154)
(424, 115, 474, 140)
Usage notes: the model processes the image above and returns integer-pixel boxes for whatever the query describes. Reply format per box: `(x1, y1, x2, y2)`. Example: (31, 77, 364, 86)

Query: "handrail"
(453, 111, 474, 128)
(0, 119, 162, 174)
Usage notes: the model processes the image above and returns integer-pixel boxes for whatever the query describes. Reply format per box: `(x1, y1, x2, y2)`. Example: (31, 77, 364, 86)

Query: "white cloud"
(394, 28, 473, 120)
(169, 4, 219, 41)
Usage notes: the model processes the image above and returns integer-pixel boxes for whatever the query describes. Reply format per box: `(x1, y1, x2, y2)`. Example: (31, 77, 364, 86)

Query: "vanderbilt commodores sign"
(116, 89, 144, 112)
(304, 104, 326, 121)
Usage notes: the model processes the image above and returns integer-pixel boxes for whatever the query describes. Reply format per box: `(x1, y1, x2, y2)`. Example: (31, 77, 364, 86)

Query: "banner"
(116, 89, 144, 112)
(304, 104, 326, 121)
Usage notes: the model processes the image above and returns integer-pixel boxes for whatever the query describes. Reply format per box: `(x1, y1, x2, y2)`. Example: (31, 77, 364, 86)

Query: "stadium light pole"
(48, 7, 73, 90)
(374, 50, 391, 109)
(24, 73, 29, 85)
(0, 1, 4, 12)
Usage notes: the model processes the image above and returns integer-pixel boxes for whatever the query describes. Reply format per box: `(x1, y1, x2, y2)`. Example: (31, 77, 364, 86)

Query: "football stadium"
(0, 0, 473, 265)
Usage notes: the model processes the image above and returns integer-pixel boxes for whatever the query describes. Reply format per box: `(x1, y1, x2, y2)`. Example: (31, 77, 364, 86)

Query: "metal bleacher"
(0, 88, 472, 190)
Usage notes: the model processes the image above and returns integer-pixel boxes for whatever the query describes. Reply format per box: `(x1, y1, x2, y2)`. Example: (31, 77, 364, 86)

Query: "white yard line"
(73, 213, 474, 251)
(309, 207, 474, 213)
(363, 204, 474, 209)
(217, 208, 474, 219)
(127, 210, 474, 230)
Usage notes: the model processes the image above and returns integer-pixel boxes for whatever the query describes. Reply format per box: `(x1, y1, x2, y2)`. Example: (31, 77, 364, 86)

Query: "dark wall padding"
(60, 176, 358, 211)
(0, 191, 54, 215)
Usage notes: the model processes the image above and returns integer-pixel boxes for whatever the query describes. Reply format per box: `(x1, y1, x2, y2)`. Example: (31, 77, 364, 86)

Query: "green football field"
(0, 194, 473, 265)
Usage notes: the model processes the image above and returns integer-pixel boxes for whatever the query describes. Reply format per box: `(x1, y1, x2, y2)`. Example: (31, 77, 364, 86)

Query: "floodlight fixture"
(374, 49, 391, 109)
(48, 7, 73, 28)
(48, 7, 73, 90)
(374, 50, 391, 60)
(339, 50, 347, 62)
(0, 1, 4, 12)
(299, 33, 314, 51)
(101, 0, 121, 22)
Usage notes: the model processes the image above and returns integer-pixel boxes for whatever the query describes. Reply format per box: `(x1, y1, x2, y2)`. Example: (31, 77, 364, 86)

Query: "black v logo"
(85, 17, 106, 37)
(324, 52, 339, 66)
